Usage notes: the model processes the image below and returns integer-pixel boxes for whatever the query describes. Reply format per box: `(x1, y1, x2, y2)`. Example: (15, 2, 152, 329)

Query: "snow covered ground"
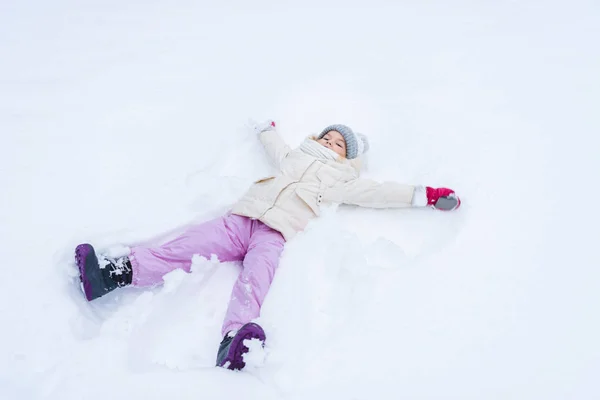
(1, 1, 599, 399)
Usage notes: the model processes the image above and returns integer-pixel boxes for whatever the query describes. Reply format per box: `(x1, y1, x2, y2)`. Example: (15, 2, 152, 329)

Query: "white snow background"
(1, 1, 599, 399)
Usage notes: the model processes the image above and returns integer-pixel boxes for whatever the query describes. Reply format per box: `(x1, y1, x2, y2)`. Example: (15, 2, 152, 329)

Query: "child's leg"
(130, 214, 251, 287)
(221, 220, 285, 335)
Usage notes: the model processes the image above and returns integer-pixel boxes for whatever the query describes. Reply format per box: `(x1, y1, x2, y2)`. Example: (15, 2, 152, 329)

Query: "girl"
(74, 121, 460, 371)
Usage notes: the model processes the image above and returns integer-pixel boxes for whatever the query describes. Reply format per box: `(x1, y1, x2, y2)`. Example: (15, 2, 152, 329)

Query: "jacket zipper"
(258, 160, 317, 219)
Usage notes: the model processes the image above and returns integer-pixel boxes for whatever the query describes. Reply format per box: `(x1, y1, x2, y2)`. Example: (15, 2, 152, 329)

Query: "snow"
(1, 0, 599, 399)
(241, 338, 267, 371)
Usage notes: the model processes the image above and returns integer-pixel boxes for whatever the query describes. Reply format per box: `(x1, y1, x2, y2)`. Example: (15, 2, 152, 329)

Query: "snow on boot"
(74, 243, 132, 301)
(216, 322, 266, 370)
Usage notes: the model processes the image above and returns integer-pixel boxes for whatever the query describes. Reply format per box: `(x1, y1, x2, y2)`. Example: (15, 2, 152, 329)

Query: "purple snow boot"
(216, 323, 266, 370)
(75, 243, 132, 301)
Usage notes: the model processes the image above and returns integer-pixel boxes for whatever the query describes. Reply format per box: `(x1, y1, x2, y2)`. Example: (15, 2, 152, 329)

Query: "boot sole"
(75, 243, 104, 301)
(218, 323, 266, 370)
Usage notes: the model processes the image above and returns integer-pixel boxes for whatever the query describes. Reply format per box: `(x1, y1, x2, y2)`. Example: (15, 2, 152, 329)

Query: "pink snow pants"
(129, 214, 285, 336)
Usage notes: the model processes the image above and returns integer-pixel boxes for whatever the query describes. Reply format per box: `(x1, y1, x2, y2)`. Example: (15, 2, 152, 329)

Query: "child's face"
(317, 130, 347, 157)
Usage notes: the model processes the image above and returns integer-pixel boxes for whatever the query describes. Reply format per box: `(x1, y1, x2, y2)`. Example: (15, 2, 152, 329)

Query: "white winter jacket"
(231, 130, 416, 240)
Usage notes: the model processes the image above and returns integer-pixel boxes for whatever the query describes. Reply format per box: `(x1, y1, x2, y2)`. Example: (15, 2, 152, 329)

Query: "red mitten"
(426, 187, 461, 210)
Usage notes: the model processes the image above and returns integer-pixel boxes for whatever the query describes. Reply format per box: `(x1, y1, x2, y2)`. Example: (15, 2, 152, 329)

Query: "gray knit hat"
(318, 124, 369, 159)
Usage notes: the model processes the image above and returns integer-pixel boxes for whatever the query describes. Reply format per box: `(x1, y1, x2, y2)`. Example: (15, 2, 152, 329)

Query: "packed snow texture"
(1, 1, 599, 399)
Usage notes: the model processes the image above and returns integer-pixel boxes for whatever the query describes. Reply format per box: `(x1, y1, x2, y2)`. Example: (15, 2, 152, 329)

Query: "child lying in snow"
(74, 121, 460, 370)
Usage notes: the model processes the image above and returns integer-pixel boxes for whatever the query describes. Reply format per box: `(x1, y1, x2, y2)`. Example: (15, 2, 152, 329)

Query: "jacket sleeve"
(324, 178, 416, 208)
(259, 129, 292, 168)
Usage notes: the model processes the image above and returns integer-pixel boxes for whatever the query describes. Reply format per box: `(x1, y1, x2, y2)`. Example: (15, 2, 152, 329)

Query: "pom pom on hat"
(318, 124, 369, 159)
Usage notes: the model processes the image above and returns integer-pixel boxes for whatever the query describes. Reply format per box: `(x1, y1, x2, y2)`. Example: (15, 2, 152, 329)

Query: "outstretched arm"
(251, 120, 291, 168)
(324, 178, 415, 208)
(324, 178, 461, 210)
